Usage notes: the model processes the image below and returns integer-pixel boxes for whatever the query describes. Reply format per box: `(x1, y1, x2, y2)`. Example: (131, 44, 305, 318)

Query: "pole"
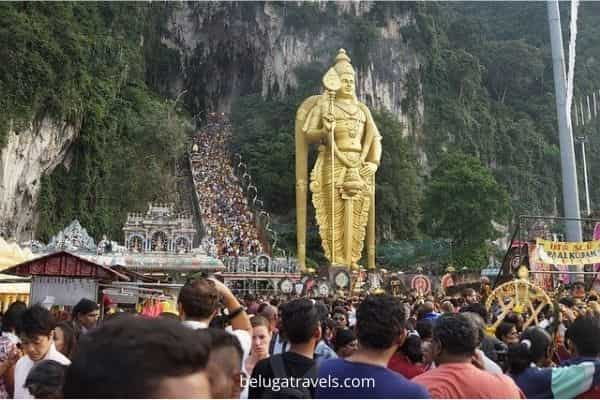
(343, 193, 353, 266)
(580, 138, 591, 215)
(367, 174, 376, 269)
(329, 91, 336, 265)
(547, 0, 583, 243)
(548, 0, 583, 283)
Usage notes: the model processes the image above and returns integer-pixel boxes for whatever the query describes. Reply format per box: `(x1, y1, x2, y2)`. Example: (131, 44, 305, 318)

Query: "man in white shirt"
(14, 305, 70, 399)
(178, 277, 251, 398)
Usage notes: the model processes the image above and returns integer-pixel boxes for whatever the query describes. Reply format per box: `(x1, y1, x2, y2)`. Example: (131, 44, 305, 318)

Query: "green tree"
(421, 152, 510, 269)
(373, 110, 421, 240)
(8, 3, 192, 242)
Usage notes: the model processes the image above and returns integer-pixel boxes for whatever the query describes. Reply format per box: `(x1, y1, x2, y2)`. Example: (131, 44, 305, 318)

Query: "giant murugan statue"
(296, 49, 382, 270)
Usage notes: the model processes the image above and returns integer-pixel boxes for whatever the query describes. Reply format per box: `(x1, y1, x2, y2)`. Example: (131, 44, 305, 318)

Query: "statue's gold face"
(339, 73, 356, 98)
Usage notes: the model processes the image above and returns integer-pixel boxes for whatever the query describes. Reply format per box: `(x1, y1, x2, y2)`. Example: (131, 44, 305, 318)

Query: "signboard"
(480, 268, 500, 277)
(411, 274, 431, 295)
(441, 273, 455, 289)
(594, 224, 600, 289)
(279, 279, 294, 294)
(318, 282, 330, 297)
(529, 243, 553, 290)
(333, 270, 351, 289)
(536, 238, 600, 266)
(223, 254, 297, 273)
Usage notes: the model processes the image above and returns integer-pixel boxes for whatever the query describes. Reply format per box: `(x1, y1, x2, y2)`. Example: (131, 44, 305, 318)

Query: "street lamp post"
(576, 136, 591, 216)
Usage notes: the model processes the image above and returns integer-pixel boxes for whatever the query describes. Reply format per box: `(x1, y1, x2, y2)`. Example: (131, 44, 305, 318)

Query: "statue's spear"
(323, 68, 341, 265)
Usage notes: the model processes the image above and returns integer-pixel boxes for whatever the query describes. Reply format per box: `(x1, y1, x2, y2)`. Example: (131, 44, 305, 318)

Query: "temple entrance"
(175, 237, 190, 253)
(129, 236, 144, 253)
(151, 231, 168, 251)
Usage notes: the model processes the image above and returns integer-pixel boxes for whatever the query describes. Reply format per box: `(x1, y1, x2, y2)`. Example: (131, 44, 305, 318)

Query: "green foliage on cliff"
(421, 152, 509, 268)
(36, 85, 188, 242)
(412, 2, 600, 221)
(373, 110, 421, 240)
(0, 3, 190, 241)
(230, 2, 600, 268)
(5, 1, 600, 270)
(230, 64, 324, 214)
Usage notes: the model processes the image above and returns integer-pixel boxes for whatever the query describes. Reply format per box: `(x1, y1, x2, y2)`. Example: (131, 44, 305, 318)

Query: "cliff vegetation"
(3, 2, 600, 269)
(0, 3, 189, 241)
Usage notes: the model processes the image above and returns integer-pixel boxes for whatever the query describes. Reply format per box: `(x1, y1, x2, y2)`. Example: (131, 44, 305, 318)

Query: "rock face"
(0, 118, 79, 241)
(164, 2, 423, 137)
(1, 2, 423, 241)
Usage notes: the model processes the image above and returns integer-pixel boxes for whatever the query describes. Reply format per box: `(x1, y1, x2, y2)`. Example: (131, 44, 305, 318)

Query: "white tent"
(0, 239, 33, 309)
(0, 238, 35, 272)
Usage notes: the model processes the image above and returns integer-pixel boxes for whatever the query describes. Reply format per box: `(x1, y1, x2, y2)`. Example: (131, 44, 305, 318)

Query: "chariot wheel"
(485, 277, 553, 332)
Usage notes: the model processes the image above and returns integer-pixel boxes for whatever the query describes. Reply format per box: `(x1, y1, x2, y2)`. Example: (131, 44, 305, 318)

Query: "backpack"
(260, 354, 317, 399)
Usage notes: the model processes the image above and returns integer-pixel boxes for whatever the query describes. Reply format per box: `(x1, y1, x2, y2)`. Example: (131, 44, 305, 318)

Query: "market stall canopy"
(3, 251, 130, 281)
(0, 238, 35, 272)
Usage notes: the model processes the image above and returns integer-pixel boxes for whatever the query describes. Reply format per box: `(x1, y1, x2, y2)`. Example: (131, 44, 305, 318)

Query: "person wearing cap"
(70, 298, 100, 339)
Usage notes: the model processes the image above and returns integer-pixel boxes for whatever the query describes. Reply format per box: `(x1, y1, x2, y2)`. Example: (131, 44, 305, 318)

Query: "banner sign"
(594, 224, 600, 290)
(529, 243, 553, 290)
(536, 238, 600, 266)
(411, 274, 431, 295)
(441, 273, 455, 289)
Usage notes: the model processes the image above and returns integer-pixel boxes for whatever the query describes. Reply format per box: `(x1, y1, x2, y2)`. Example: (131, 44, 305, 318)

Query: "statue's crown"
(334, 48, 354, 76)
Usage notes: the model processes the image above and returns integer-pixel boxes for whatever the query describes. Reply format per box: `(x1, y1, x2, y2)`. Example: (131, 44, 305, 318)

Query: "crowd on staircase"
(190, 113, 264, 258)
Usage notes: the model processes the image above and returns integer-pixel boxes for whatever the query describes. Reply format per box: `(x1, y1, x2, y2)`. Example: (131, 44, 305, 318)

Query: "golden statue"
(295, 49, 382, 270)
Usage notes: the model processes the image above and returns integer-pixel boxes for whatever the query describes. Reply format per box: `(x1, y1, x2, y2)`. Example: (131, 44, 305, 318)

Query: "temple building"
(122, 203, 196, 254)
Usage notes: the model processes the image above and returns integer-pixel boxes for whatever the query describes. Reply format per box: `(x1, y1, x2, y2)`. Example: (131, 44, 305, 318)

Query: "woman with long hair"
(53, 322, 76, 360)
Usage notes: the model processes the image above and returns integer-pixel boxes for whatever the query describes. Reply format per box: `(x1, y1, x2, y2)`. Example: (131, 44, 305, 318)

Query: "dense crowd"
(191, 113, 264, 258)
(2, 280, 600, 398)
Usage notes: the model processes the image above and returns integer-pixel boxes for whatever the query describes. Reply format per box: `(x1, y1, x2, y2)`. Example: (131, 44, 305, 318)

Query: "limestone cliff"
(1, 2, 424, 241)
(0, 118, 79, 240)
(163, 2, 423, 137)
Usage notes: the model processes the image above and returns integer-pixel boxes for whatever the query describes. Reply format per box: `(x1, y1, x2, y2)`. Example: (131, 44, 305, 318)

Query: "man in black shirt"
(249, 299, 321, 398)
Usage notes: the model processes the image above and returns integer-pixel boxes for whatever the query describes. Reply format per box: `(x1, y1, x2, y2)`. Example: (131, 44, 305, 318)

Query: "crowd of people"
(2, 280, 600, 398)
(191, 113, 264, 258)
